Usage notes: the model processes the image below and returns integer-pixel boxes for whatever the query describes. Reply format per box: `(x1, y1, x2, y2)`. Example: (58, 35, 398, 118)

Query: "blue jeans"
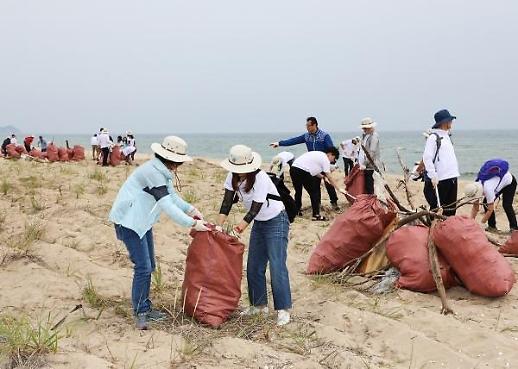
(115, 224, 155, 315)
(247, 211, 292, 310)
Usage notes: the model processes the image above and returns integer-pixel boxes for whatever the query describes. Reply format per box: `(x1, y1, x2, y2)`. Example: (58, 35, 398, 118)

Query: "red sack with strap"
(46, 144, 59, 162)
(58, 147, 69, 161)
(6, 144, 21, 158)
(29, 148, 43, 159)
(498, 231, 518, 256)
(433, 216, 515, 297)
(386, 225, 457, 292)
(182, 229, 244, 327)
(307, 195, 396, 274)
(72, 145, 85, 161)
(67, 148, 74, 160)
(344, 165, 365, 204)
(15, 145, 27, 154)
(110, 146, 121, 166)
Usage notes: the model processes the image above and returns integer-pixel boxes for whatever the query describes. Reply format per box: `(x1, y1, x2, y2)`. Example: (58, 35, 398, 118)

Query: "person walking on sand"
(422, 109, 459, 216)
(38, 136, 48, 152)
(90, 133, 99, 160)
(109, 136, 208, 330)
(290, 147, 346, 221)
(98, 129, 112, 166)
(358, 118, 381, 195)
(217, 145, 292, 326)
(270, 117, 340, 211)
(464, 159, 517, 233)
(340, 136, 360, 176)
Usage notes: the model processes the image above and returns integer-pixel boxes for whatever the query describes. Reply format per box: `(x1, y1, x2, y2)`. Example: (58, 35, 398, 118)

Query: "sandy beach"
(1, 155, 518, 369)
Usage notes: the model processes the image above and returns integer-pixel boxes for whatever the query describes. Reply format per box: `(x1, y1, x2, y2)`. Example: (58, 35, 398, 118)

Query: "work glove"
(192, 219, 209, 232)
(359, 164, 366, 170)
(269, 142, 279, 148)
(431, 177, 439, 188)
(188, 207, 204, 220)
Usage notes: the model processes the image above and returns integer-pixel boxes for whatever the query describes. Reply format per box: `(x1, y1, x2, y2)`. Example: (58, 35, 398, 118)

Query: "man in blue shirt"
(271, 117, 340, 211)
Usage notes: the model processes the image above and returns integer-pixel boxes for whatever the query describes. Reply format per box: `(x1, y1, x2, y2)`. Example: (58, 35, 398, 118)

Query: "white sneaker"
(276, 310, 290, 326)
(240, 305, 269, 316)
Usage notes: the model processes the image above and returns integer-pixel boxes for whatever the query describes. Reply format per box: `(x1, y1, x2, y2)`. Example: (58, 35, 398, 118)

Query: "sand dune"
(1, 155, 517, 369)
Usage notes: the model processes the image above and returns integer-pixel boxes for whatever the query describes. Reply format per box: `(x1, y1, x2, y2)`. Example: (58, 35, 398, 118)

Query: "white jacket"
(422, 129, 459, 181)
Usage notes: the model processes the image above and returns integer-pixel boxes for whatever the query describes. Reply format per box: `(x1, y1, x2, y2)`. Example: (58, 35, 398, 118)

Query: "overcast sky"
(1, 0, 517, 134)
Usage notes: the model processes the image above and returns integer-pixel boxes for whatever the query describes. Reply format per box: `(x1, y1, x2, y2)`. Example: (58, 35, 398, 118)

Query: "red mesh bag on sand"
(58, 147, 69, 161)
(67, 148, 74, 160)
(386, 225, 457, 292)
(433, 216, 515, 297)
(307, 195, 396, 274)
(110, 146, 122, 166)
(6, 144, 21, 158)
(498, 231, 518, 256)
(182, 229, 245, 327)
(15, 145, 27, 154)
(46, 144, 59, 162)
(29, 148, 42, 159)
(72, 145, 85, 161)
(344, 165, 365, 204)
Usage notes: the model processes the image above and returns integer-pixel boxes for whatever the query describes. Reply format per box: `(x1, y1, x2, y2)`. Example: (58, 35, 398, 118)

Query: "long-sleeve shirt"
(422, 129, 459, 181)
(358, 132, 380, 170)
(98, 133, 112, 149)
(109, 158, 195, 238)
(279, 129, 334, 152)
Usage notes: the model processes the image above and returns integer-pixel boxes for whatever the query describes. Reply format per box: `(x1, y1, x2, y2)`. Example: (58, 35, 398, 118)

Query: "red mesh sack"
(433, 216, 515, 297)
(6, 144, 21, 158)
(46, 144, 59, 162)
(386, 225, 457, 292)
(499, 231, 518, 256)
(58, 147, 69, 161)
(72, 145, 85, 161)
(344, 165, 365, 204)
(182, 229, 245, 327)
(307, 195, 396, 274)
(67, 148, 74, 160)
(110, 146, 121, 166)
(29, 148, 42, 159)
(15, 145, 27, 154)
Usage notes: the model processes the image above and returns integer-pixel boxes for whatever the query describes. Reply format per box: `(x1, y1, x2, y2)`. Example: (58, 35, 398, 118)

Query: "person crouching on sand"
(217, 145, 292, 326)
(109, 136, 208, 330)
(464, 159, 517, 234)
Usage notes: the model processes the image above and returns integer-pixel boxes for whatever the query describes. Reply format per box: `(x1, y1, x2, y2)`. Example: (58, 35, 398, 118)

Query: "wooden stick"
(427, 210, 454, 315)
(396, 148, 415, 210)
(486, 234, 502, 247)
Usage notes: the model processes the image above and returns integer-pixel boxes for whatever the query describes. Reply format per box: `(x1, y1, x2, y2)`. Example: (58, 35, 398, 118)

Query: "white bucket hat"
(220, 145, 262, 174)
(151, 136, 192, 163)
(464, 182, 483, 199)
(360, 117, 377, 129)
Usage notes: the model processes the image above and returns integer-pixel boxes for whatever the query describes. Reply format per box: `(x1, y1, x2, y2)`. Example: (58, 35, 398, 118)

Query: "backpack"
(266, 173, 297, 223)
(476, 159, 509, 183)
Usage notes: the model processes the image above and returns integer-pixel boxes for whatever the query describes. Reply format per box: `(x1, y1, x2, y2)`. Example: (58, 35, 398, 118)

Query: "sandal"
(312, 215, 328, 221)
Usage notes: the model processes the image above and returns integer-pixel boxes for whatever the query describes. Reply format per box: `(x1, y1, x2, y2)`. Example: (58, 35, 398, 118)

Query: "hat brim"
(151, 143, 192, 163)
(360, 122, 377, 129)
(220, 152, 262, 174)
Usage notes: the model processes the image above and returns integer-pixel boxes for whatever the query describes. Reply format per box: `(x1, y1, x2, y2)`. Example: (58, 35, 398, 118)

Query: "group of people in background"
(1, 133, 48, 157)
(90, 128, 137, 166)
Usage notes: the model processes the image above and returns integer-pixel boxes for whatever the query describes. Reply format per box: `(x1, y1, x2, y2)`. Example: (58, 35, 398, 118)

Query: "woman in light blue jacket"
(109, 136, 208, 330)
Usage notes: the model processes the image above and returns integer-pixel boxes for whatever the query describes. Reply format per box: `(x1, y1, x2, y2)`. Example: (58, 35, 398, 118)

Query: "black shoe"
(331, 202, 341, 212)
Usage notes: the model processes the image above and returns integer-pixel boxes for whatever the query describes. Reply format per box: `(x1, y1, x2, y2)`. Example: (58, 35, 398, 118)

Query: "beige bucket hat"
(151, 136, 192, 163)
(220, 145, 262, 174)
(464, 182, 484, 199)
(360, 117, 377, 129)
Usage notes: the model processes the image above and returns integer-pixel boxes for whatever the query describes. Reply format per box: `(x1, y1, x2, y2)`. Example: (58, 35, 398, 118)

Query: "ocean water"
(41, 130, 518, 179)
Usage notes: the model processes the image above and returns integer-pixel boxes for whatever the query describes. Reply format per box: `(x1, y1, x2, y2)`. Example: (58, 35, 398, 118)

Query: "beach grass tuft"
(1, 179, 11, 195)
(82, 278, 109, 309)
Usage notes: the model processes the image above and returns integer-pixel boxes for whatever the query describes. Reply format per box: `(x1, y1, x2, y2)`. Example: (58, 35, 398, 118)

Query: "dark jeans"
(364, 170, 375, 194)
(343, 158, 354, 176)
(101, 147, 110, 166)
(484, 175, 517, 230)
(424, 177, 458, 216)
(324, 180, 338, 204)
(115, 225, 155, 315)
(247, 211, 292, 310)
(290, 166, 322, 217)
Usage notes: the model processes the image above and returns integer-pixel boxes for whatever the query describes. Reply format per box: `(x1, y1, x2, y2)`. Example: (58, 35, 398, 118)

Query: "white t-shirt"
(292, 151, 331, 176)
(276, 151, 294, 165)
(90, 136, 99, 145)
(340, 140, 358, 159)
(10, 137, 17, 145)
(224, 170, 284, 221)
(122, 145, 136, 157)
(98, 133, 112, 149)
(483, 171, 513, 203)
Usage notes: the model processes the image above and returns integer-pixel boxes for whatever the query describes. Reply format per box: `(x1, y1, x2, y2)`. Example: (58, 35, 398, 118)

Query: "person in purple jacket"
(270, 117, 340, 211)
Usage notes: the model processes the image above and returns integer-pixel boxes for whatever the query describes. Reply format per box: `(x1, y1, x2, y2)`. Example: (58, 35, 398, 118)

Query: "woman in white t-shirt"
(465, 164, 517, 233)
(217, 145, 292, 326)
